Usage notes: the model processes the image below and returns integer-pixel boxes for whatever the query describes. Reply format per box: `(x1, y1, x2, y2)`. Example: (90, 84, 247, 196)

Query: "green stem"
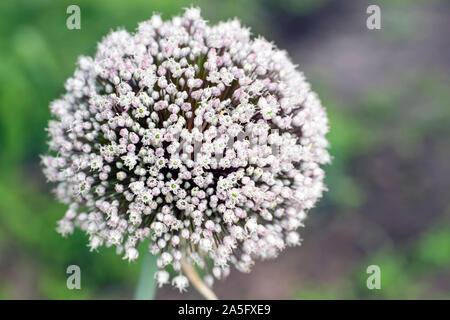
(134, 251, 158, 300)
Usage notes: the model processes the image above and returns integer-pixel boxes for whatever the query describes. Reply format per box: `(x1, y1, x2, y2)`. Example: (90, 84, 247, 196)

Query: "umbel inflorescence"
(42, 8, 330, 292)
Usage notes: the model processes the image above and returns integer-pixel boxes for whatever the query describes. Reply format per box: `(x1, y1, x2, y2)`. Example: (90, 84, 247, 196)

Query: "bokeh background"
(0, 0, 449, 299)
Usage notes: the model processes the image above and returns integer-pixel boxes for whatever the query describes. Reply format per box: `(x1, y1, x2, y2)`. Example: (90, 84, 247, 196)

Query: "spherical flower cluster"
(42, 8, 330, 292)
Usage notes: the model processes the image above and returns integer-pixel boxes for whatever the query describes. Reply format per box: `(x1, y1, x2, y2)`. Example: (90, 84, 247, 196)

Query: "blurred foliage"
(295, 221, 450, 299)
(0, 0, 448, 299)
(263, 0, 333, 16)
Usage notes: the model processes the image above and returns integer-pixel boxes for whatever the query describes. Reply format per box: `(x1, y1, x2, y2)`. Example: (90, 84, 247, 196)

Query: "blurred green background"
(0, 0, 448, 299)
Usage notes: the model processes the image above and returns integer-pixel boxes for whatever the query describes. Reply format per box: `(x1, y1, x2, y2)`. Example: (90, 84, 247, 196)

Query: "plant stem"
(181, 258, 218, 300)
(134, 251, 158, 300)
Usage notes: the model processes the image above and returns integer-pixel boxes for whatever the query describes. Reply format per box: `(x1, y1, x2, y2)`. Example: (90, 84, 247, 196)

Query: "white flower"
(158, 252, 173, 267)
(122, 153, 139, 170)
(154, 270, 170, 288)
(123, 247, 139, 262)
(42, 7, 329, 293)
(199, 238, 213, 252)
(244, 218, 258, 234)
(286, 231, 301, 246)
(172, 275, 189, 292)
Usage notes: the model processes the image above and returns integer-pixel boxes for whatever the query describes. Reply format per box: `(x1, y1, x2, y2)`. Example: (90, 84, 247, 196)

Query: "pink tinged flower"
(42, 7, 329, 294)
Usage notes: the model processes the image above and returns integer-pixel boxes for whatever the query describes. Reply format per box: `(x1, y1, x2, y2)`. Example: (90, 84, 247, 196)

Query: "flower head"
(42, 8, 329, 292)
